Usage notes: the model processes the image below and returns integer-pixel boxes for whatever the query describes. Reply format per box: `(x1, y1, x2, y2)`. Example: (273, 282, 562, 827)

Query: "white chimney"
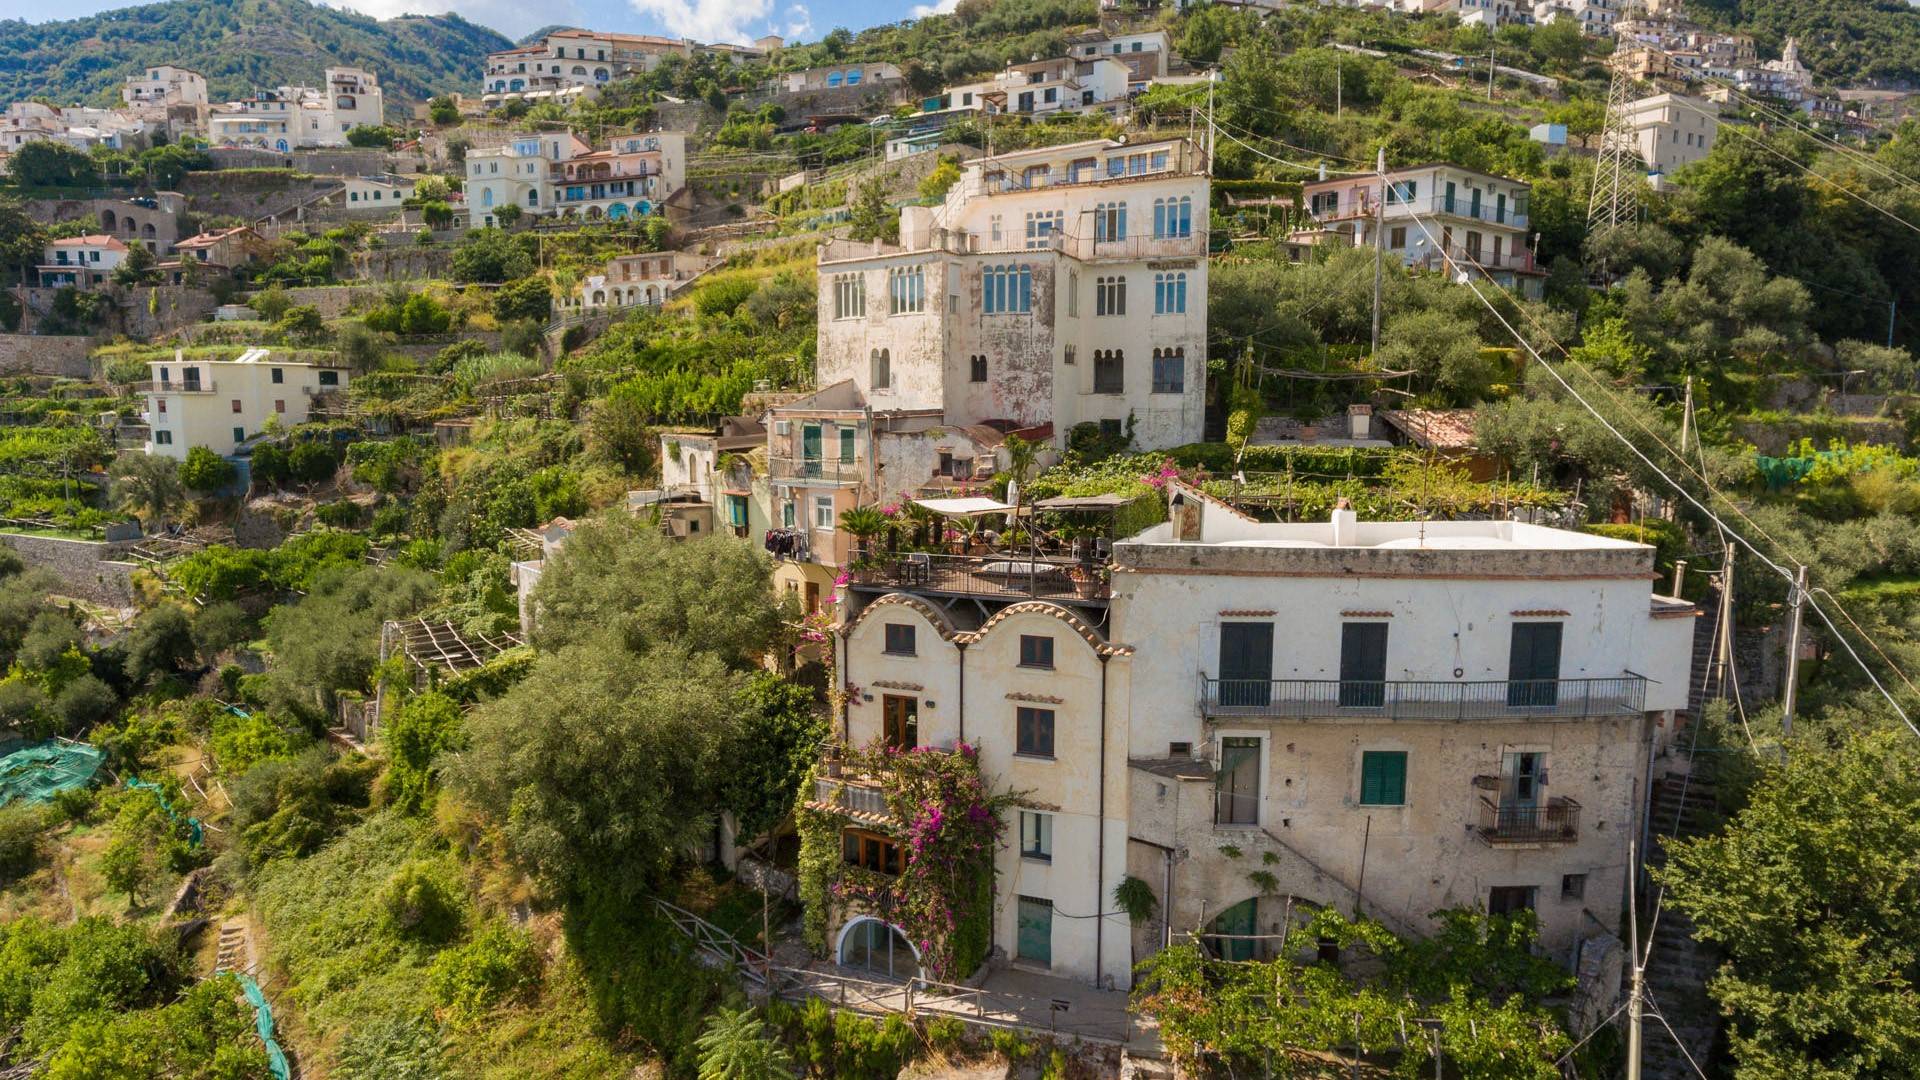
(174, 347, 183, 363)
(1347, 403, 1373, 441)
(1331, 504, 1357, 546)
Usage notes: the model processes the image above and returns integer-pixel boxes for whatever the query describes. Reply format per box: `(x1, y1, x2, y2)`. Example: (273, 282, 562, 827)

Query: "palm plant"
(695, 1006, 796, 1080)
(109, 453, 185, 529)
(838, 503, 889, 560)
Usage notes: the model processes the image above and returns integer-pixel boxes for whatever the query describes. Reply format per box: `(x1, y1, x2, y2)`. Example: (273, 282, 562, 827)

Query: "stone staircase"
(214, 918, 252, 976)
(1639, 773, 1723, 1080)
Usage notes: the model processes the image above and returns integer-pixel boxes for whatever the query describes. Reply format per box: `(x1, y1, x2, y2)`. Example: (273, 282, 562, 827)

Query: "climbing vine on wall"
(796, 741, 1014, 982)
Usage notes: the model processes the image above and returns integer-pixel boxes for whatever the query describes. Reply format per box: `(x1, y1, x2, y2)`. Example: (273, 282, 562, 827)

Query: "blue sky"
(0, 0, 933, 47)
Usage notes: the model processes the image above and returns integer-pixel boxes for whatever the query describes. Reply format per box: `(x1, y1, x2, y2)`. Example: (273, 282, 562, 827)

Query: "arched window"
(1094, 349, 1124, 394)
(982, 264, 1031, 315)
(1153, 196, 1192, 239)
(871, 348, 891, 390)
(846, 69, 862, 85)
(1153, 272, 1187, 315)
(827, 71, 843, 87)
(1094, 201, 1126, 242)
(571, 65, 587, 76)
(595, 68, 610, 81)
(591, 289, 605, 305)
(1151, 347, 1185, 393)
(838, 918, 918, 979)
(1095, 275, 1126, 317)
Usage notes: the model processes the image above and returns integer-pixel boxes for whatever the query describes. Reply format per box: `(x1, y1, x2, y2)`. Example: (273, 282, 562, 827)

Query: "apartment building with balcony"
(207, 67, 384, 150)
(1116, 494, 1693, 969)
(806, 492, 1694, 990)
(552, 131, 686, 220)
(1298, 164, 1546, 300)
(464, 131, 589, 227)
(559, 249, 721, 314)
(481, 29, 772, 106)
(814, 136, 1209, 454)
(933, 57, 1133, 120)
(38, 235, 128, 289)
(122, 65, 209, 108)
(1064, 29, 1173, 86)
(141, 348, 349, 460)
(1530, 0, 1619, 35)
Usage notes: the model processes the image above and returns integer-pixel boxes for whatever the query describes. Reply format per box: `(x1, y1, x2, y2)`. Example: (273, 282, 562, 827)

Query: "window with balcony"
(1507, 622, 1563, 707)
(1094, 202, 1127, 242)
(1019, 634, 1054, 669)
(833, 273, 866, 320)
(1025, 210, 1062, 249)
(983, 264, 1032, 314)
(1093, 350, 1124, 394)
(888, 266, 925, 314)
(1386, 179, 1417, 204)
(1016, 707, 1055, 758)
(1153, 272, 1186, 315)
(1339, 622, 1388, 708)
(1019, 812, 1052, 861)
(1095, 275, 1126, 316)
(1218, 621, 1274, 708)
(1310, 191, 1339, 216)
(1358, 750, 1407, 806)
(1216, 736, 1260, 824)
(1152, 196, 1192, 239)
(839, 427, 855, 463)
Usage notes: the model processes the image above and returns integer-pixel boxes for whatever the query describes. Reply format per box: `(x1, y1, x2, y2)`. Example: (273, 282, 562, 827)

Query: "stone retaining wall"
(0, 533, 141, 605)
(0, 335, 96, 377)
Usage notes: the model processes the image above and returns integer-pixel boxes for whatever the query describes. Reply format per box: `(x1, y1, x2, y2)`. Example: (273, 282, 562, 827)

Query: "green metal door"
(1016, 897, 1052, 968)
(1211, 898, 1257, 962)
(801, 424, 822, 476)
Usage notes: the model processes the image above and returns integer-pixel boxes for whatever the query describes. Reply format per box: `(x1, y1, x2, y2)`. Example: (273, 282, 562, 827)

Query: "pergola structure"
(381, 618, 525, 678)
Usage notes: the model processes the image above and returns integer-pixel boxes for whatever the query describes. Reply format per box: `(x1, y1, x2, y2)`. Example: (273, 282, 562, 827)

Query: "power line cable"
(1669, 95, 1920, 239)
(1397, 204, 1920, 737)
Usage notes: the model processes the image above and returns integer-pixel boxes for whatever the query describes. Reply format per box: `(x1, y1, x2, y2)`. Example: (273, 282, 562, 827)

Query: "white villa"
(141, 349, 349, 460)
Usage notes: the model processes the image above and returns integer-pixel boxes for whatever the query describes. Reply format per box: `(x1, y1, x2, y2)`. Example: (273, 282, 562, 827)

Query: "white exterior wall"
(1110, 507, 1694, 964)
(466, 139, 551, 224)
(124, 66, 208, 107)
(143, 356, 347, 459)
(1627, 94, 1718, 184)
(841, 599, 1135, 988)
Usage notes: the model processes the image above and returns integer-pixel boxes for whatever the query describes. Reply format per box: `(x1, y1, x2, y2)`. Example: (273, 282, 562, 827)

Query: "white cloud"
(782, 3, 811, 39)
(909, 0, 956, 17)
(628, 0, 773, 43)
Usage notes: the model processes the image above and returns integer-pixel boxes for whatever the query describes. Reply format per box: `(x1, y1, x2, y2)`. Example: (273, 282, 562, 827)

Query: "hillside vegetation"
(1692, 0, 1920, 84)
(0, 0, 511, 108)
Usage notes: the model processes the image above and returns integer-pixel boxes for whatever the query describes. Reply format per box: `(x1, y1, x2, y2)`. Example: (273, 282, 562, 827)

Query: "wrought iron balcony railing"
(1476, 795, 1581, 845)
(1197, 675, 1646, 722)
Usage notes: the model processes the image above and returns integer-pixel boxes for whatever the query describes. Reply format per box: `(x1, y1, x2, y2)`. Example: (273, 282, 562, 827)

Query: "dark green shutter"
(1360, 751, 1406, 806)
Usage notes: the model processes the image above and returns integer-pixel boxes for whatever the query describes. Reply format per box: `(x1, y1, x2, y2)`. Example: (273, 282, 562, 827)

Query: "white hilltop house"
(206, 67, 384, 150)
(141, 349, 349, 460)
(559, 250, 722, 315)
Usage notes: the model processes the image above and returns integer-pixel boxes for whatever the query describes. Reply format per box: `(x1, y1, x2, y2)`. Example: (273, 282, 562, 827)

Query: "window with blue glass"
(1153, 272, 1187, 315)
(1153, 196, 1192, 239)
(1094, 202, 1126, 242)
(983, 264, 1032, 314)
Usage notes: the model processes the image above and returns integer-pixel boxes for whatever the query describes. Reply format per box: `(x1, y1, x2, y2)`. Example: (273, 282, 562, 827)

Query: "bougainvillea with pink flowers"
(797, 740, 1014, 981)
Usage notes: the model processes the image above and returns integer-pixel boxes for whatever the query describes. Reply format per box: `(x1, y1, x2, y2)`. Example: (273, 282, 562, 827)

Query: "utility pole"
(1589, 55, 1642, 237)
(1889, 297, 1898, 349)
(1714, 542, 1735, 700)
(1206, 69, 1217, 174)
(1370, 147, 1385, 364)
(1626, 838, 1645, 1080)
(1782, 564, 1808, 748)
(1678, 375, 1694, 457)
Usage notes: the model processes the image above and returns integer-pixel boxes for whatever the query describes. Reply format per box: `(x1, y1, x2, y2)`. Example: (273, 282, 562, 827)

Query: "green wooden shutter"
(1360, 751, 1407, 806)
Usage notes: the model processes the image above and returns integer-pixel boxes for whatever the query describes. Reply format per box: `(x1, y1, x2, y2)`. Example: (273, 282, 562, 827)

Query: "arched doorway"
(1203, 895, 1328, 963)
(837, 918, 919, 980)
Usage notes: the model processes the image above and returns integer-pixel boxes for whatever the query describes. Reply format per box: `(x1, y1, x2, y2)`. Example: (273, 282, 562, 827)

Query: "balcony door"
(1338, 623, 1388, 709)
(1501, 752, 1544, 810)
(1218, 622, 1273, 709)
(801, 423, 822, 476)
(1507, 622, 1563, 708)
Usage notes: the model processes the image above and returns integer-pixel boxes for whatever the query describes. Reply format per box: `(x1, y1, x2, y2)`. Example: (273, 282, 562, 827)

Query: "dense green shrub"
(427, 924, 539, 1025)
(380, 860, 466, 943)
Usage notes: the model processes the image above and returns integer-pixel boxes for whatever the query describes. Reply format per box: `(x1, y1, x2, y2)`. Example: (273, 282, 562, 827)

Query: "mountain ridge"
(0, 0, 512, 110)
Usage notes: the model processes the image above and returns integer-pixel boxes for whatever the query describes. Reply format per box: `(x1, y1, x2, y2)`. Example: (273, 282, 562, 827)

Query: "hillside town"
(2, 0, 1920, 1076)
